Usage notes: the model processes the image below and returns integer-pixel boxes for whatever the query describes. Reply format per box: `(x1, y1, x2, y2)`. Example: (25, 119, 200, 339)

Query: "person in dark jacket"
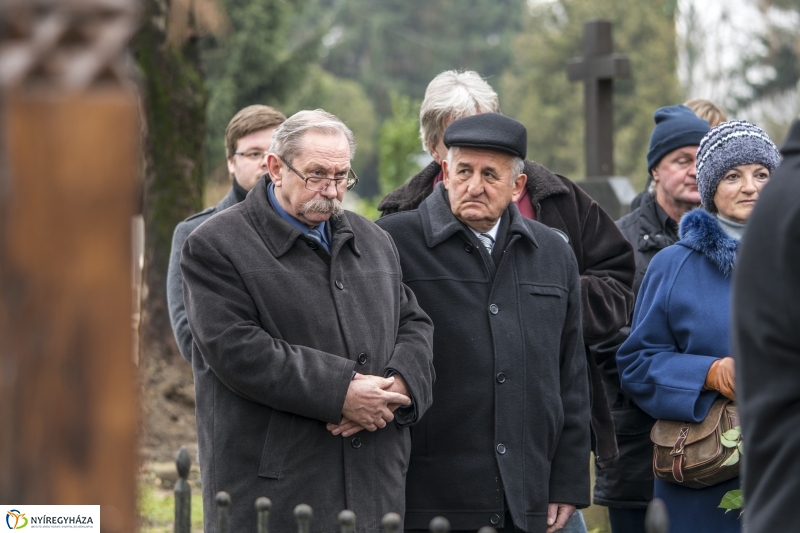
(734, 119, 800, 532)
(378, 70, 635, 478)
(593, 105, 710, 533)
(377, 113, 590, 533)
(617, 121, 781, 533)
(167, 104, 285, 362)
(181, 110, 435, 533)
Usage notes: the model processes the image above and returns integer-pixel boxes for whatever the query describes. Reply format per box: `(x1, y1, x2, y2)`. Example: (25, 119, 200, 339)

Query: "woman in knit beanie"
(616, 120, 780, 533)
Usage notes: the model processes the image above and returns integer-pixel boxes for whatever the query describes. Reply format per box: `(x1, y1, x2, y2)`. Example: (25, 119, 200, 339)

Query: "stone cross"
(567, 20, 630, 178)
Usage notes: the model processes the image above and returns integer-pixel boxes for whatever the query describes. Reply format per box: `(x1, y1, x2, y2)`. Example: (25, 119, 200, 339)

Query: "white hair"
(419, 70, 500, 154)
(269, 109, 356, 163)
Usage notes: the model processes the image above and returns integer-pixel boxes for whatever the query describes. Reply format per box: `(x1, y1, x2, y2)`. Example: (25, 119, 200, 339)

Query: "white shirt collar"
(468, 217, 501, 241)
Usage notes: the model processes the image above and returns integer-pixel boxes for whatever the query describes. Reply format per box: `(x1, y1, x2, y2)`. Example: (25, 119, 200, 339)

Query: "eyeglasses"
(278, 155, 359, 192)
(234, 150, 269, 161)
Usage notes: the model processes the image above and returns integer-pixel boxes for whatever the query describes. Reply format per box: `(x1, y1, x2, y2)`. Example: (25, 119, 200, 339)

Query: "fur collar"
(377, 160, 569, 214)
(678, 208, 739, 276)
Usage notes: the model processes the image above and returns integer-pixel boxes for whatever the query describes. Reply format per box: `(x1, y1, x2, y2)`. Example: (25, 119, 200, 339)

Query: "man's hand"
(385, 374, 410, 412)
(546, 503, 575, 533)
(340, 374, 411, 431)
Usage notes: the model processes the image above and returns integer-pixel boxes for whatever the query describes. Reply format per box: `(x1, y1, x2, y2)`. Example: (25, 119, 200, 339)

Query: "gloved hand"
(705, 357, 735, 400)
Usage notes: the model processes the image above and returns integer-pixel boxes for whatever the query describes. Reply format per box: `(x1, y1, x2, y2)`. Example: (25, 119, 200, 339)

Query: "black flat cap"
(443, 113, 527, 160)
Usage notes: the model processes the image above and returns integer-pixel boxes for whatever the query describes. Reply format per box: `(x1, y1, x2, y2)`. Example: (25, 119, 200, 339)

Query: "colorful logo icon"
(5, 510, 27, 530)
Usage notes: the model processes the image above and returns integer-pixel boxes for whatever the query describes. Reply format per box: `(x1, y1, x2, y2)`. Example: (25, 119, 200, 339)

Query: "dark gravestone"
(567, 20, 636, 219)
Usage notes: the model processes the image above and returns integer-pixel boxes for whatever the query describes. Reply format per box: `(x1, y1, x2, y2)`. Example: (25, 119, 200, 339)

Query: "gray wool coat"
(167, 186, 239, 361)
(376, 185, 590, 533)
(180, 177, 435, 533)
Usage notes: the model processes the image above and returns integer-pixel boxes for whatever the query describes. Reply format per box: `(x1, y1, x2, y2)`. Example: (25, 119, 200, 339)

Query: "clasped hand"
(326, 373, 411, 438)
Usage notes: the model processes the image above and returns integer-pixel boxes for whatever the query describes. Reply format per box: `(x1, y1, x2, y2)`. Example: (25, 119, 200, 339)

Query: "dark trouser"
(608, 507, 647, 533)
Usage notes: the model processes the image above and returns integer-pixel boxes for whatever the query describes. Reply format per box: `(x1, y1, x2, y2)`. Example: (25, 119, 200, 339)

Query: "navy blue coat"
(617, 208, 741, 533)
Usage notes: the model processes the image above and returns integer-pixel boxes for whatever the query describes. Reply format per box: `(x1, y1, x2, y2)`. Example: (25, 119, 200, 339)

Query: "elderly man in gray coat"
(181, 109, 435, 533)
(376, 114, 590, 533)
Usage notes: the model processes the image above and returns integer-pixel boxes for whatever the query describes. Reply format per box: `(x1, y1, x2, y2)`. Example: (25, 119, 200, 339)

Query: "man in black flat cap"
(375, 113, 590, 533)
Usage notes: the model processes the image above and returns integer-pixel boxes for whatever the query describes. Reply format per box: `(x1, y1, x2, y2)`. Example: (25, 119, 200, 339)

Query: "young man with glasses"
(181, 109, 435, 533)
(167, 104, 285, 362)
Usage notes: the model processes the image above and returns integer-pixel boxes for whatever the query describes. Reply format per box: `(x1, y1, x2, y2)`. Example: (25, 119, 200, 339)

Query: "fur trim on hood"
(678, 208, 739, 277)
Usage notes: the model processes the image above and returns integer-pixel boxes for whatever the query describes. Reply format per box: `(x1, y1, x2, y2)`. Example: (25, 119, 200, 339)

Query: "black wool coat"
(181, 177, 435, 533)
(376, 185, 590, 533)
(592, 192, 678, 507)
(379, 160, 635, 468)
(734, 119, 800, 533)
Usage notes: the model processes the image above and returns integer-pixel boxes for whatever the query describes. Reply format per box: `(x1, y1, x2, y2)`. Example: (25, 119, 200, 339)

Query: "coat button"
(643, 234, 649, 240)
(496, 443, 506, 454)
(357, 353, 368, 365)
(496, 373, 506, 383)
(490, 514, 500, 525)
(489, 304, 499, 315)
(464, 243, 473, 253)
(335, 280, 344, 290)
(307, 240, 318, 250)
(351, 437, 362, 449)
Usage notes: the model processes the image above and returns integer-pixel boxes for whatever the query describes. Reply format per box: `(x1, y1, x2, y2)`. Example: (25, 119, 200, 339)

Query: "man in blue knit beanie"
(592, 104, 711, 533)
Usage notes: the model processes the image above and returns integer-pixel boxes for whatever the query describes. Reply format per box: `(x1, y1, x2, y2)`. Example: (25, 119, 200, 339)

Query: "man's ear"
(266, 154, 283, 186)
(227, 157, 236, 177)
(441, 159, 450, 190)
(511, 173, 527, 202)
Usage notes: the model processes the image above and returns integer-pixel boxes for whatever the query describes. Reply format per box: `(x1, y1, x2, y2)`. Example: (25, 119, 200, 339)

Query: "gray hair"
(420, 70, 500, 154)
(269, 109, 356, 163)
(446, 147, 524, 183)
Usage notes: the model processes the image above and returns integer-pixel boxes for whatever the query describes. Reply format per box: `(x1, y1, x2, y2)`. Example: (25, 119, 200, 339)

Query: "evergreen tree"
(500, 0, 682, 190)
(202, 0, 322, 172)
(318, 0, 527, 115)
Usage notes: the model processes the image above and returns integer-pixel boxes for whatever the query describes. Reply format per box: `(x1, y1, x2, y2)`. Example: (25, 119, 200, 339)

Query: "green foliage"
(500, 0, 682, 190)
(282, 64, 379, 187)
(378, 93, 423, 197)
(316, 0, 527, 115)
(719, 426, 744, 512)
(203, 0, 322, 171)
(719, 489, 744, 514)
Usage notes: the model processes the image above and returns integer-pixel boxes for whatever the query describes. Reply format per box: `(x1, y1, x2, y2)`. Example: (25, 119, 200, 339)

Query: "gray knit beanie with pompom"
(696, 120, 781, 211)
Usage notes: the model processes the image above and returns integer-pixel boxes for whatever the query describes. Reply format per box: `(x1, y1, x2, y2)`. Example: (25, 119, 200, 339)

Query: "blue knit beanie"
(695, 120, 781, 211)
(647, 105, 711, 172)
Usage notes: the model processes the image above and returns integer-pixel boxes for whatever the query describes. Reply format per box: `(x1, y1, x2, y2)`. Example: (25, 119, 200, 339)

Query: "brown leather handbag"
(650, 398, 740, 489)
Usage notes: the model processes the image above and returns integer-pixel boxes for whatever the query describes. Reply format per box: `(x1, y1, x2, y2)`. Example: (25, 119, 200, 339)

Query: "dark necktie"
(477, 233, 494, 252)
(307, 228, 324, 248)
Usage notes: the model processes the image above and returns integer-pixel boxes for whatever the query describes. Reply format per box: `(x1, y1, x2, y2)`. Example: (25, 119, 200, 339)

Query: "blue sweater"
(617, 208, 739, 423)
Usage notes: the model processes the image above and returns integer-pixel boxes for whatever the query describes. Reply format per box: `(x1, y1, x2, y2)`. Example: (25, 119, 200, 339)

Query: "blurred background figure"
(684, 98, 728, 127)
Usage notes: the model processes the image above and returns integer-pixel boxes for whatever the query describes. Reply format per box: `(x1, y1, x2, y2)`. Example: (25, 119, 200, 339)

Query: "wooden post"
(173, 447, 191, 533)
(0, 1, 139, 532)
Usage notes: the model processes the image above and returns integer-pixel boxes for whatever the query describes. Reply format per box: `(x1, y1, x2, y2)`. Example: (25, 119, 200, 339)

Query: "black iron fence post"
(256, 497, 271, 533)
(382, 512, 401, 532)
(173, 446, 191, 533)
(295, 503, 312, 533)
(338, 510, 356, 533)
(430, 516, 450, 533)
(216, 491, 231, 533)
(645, 498, 669, 533)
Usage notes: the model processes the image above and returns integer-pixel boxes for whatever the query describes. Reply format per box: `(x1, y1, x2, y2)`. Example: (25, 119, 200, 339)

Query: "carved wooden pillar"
(0, 1, 140, 531)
